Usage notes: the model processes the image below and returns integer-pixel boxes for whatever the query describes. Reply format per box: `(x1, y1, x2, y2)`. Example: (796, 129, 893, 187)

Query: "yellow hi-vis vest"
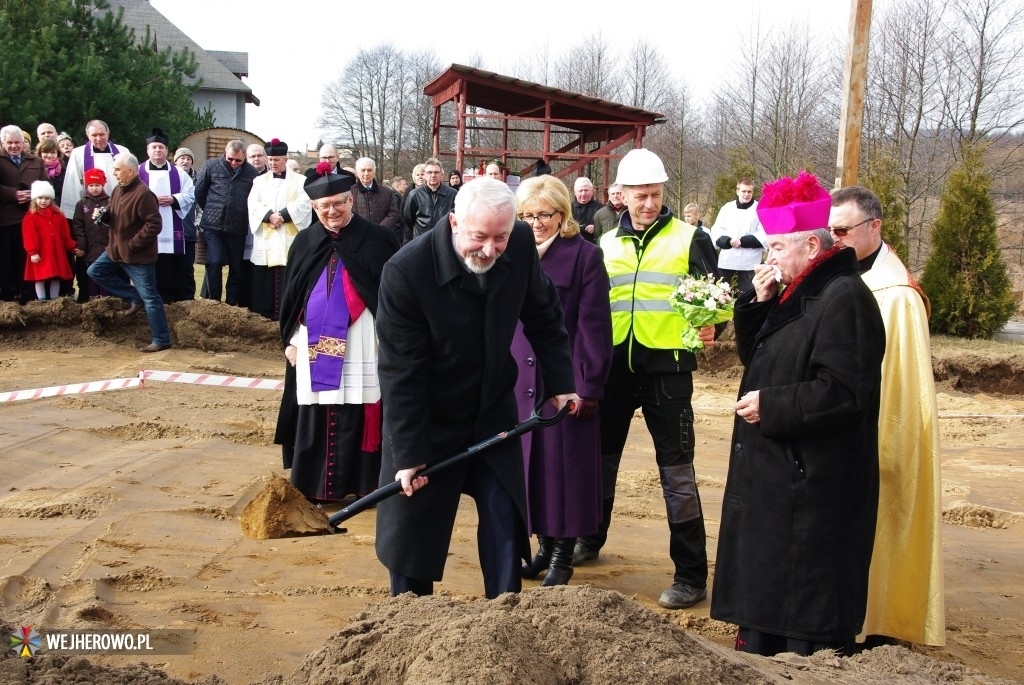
(601, 218, 694, 348)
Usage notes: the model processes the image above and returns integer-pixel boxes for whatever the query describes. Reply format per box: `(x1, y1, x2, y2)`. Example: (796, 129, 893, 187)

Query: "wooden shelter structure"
(423, 64, 665, 190)
(177, 127, 265, 164)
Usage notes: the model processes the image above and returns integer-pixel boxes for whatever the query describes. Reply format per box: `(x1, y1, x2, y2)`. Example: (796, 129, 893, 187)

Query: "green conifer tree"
(919, 146, 1016, 338)
(863, 153, 910, 264)
(0, 0, 214, 149)
(707, 150, 756, 226)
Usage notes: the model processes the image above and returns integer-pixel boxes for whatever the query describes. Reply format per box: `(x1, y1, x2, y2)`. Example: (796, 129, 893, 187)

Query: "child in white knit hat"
(22, 180, 81, 301)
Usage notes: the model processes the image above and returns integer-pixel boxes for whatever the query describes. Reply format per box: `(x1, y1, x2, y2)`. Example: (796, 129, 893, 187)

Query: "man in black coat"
(710, 172, 885, 657)
(374, 178, 580, 599)
(400, 157, 457, 243)
(571, 177, 604, 243)
(193, 140, 259, 305)
(274, 170, 399, 501)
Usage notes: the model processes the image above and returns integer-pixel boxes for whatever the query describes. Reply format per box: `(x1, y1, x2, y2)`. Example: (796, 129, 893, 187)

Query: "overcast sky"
(149, 0, 858, 152)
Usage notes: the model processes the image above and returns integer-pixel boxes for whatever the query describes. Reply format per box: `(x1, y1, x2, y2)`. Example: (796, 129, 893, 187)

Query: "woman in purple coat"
(513, 176, 612, 585)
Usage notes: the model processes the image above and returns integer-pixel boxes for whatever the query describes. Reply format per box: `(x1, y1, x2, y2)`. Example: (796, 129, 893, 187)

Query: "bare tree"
(317, 44, 405, 166)
(940, 0, 1024, 146)
(552, 31, 618, 100)
(864, 0, 957, 268)
(646, 83, 710, 215)
(621, 40, 670, 112)
(714, 21, 765, 154)
(712, 21, 837, 182)
(402, 50, 444, 169)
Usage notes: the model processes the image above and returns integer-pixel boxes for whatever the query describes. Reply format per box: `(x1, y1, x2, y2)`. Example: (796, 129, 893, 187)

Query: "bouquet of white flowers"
(668, 275, 736, 352)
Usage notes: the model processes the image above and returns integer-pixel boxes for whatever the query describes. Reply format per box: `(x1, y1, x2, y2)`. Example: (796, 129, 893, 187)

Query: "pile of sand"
(5, 589, 1015, 685)
(259, 587, 1016, 685)
(239, 476, 332, 540)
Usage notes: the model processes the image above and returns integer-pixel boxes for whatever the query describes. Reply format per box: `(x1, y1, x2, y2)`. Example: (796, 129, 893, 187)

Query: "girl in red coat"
(22, 181, 80, 301)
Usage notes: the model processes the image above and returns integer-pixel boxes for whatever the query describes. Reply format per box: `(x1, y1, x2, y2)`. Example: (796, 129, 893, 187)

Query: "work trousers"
(581, 364, 708, 588)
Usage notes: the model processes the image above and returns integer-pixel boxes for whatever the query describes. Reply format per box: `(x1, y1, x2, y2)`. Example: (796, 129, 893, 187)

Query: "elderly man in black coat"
(274, 170, 399, 502)
(374, 177, 580, 599)
(710, 172, 886, 657)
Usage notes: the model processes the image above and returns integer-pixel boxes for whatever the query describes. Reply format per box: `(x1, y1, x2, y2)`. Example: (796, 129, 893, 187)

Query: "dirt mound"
(0, 653, 225, 685)
(0, 492, 115, 520)
(239, 475, 332, 539)
(281, 586, 772, 685)
(3, 300, 1023, 396)
(264, 586, 1015, 685)
(3, 592, 1018, 685)
(933, 352, 1024, 395)
(0, 298, 280, 354)
(943, 504, 1022, 529)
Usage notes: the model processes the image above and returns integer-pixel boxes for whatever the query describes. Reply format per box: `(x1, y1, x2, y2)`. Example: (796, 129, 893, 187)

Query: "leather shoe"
(572, 540, 600, 565)
(139, 342, 171, 353)
(123, 301, 143, 316)
(522, 536, 553, 580)
(658, 583, 707, 610)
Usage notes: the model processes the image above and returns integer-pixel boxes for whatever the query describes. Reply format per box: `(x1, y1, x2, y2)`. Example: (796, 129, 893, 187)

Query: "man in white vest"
(139, 128, 194, 302)
(709, 179, 766, 294)
(246, 138, 311, 320)
(61, 119, 131, 219)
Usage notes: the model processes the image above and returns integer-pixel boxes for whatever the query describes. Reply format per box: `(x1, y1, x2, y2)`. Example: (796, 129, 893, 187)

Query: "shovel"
(329, 399, 574, 532)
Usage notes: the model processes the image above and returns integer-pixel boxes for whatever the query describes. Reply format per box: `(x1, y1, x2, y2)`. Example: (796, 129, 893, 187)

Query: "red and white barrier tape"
(1, 369, 284, 403)
(0, 377, 142, 403)
(139, 369, 284, 391)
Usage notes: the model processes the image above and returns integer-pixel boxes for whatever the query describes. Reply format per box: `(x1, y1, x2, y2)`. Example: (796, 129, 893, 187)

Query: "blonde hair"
(29, 197, 52, 213)
(516, 176, 580, 238)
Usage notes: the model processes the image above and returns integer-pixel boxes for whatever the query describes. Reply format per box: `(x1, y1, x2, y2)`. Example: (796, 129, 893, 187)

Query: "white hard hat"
(614, 148, 668, 185)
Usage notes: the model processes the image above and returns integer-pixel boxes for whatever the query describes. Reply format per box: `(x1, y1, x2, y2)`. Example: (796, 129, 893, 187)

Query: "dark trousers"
(59, 251, 75, 297)
(718, 268, 754, 295)
(390, 459, 523, 600)
(202, 229, 246, 305)
(736, 627, 856, 657)
(248, 264, 283, 320)
(581, 364, 708, 588)
(155, 253, 185, 303)
(181, 240, 196, 300)
(0, 224, 25, 302)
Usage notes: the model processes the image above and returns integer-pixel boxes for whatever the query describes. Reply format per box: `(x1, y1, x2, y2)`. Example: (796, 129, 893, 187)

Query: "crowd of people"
(1, 120, 944, 659)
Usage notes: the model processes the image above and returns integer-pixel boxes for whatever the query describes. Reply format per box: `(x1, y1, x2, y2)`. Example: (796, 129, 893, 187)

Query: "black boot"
(541, 538, 574, 586)
(521, 535, 553, 579)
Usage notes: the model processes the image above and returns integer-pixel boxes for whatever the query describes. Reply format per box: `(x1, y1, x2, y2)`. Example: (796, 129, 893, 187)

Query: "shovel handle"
(329, 399, 575, 531)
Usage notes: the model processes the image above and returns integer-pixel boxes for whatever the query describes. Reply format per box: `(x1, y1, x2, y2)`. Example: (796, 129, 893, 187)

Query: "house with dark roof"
(104, 0, 258, 130)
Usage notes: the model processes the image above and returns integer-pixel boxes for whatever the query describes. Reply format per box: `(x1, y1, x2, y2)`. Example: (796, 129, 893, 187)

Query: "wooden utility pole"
(835, 0, 873, 189)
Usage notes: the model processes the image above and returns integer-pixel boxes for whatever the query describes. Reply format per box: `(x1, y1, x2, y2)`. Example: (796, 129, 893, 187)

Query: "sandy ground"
(0, 299, 1022, 683)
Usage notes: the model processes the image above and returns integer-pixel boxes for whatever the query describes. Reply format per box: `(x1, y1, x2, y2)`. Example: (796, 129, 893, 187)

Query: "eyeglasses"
(227, 156, 245, 165)
(315, 200, 349, 213)
(518, 211, 559, 223)
(829, 218, 873, 237)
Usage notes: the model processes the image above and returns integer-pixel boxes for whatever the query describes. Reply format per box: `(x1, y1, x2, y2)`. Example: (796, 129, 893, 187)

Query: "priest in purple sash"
(274, 170, 400, 502)
(139, 128, 195, 303)
(61, 119, 130, 219)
